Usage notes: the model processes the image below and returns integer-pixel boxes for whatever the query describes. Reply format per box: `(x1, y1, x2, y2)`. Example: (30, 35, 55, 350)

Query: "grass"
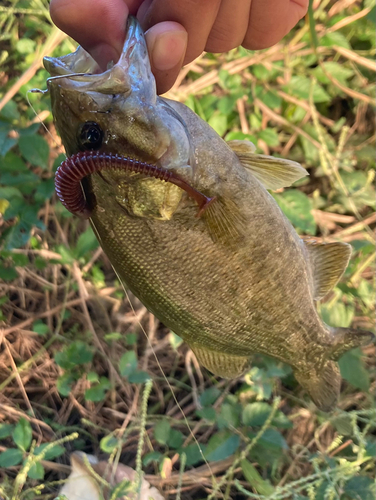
(0, 0, 375, 498)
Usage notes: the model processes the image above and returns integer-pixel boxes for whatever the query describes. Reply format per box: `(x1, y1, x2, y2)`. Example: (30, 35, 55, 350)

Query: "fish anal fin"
(328, 326, 375, 360)
(304, 240, 352, 300)
(294, 361, 341, 412)
(227, 139, 308, 190)
(191, 345, 250, 378)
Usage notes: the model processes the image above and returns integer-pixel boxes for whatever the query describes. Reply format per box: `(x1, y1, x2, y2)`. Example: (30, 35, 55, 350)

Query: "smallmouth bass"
(44, 17, 374, 412)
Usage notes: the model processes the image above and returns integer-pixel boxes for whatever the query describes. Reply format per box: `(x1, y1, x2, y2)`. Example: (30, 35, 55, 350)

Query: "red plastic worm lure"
(55, 151, 216, 219)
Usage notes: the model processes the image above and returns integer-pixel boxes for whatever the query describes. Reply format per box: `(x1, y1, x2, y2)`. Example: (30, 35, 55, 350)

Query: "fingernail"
(90, 43, 121, 71)
(151, 31, 187, 71)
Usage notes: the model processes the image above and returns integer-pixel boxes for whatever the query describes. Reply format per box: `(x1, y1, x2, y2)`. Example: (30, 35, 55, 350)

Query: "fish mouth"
(43, 17, 155, 96)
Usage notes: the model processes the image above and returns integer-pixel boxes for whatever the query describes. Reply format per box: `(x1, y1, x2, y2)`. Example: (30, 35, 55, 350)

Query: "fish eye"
(78, 122, 103, 150)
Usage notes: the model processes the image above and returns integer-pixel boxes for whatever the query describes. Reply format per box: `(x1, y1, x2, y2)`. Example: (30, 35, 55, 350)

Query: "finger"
(138, 0, 221, 65)
(243, 0, 309, 50)
(50, 0, 142, 70)
(144, 22, 188, 94)
(205, 0, 252, 53)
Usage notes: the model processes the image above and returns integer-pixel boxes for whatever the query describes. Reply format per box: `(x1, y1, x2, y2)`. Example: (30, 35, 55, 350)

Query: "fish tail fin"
(294, 327, 374, 412)
(202, 195, 247, 245)
(327, 326, 375, 360)
(294, 360, 341, 412)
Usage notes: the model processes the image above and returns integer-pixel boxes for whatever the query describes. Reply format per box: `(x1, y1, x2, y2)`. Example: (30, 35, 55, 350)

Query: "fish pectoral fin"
(202, 195, 247, 246)
(304, 240, 352, 300)
(191, 345, 250, 378)
(328, 326, 375, 360)
(294, 361, 341, 412)
(227, 139, 308, 190)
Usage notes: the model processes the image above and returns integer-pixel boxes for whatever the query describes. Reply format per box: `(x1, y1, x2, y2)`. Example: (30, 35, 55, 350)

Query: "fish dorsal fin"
(304, 240, 352, 300)
(191, 345, 250, 378)
(227, 139, 308, 190)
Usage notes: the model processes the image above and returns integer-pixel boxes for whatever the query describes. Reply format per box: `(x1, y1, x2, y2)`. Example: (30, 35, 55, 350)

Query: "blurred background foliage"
(0, 0, 375, 499)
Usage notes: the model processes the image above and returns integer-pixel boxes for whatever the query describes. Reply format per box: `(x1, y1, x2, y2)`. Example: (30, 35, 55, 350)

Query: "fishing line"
(26, 88, 66, 157)
(27, 82, 217, 491)
(121, 286, 217, 485)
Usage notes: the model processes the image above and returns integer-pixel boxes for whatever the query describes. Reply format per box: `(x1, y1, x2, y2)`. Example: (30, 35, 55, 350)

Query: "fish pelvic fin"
(304, 240, 352, 300)
(191, 345, 250, 378)
(202, 195, 247, 246)
(294, 360, 341, 412)
(328, 326, 375, 360)
(227, 139, 308, 190)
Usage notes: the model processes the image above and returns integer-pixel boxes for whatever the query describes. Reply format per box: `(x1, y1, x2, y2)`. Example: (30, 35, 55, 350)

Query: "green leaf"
(258, 129, 279, 147)
(55, 341, 93, 370)
(16, 39, 36, 55)
(205, 431, 240, 462)
(259, 90, 282, 110)
(182, 443, 206, 467)
(75, 227, 99, 259)
(199, 386, 220, 407)
(283, 76, 330, 103)
(85, 377, 111, 401)
(343, 476, 375, 500)
(32, 320, 50, 336)
(12, 418, 32, 451)
(273, 190, 316, 234)
(256, 428, 288, 450)
(321, 32, 351, 49)
(126, 333, 138, 345)
(143, 451, 163, 466)
(313, 62, 354, 85)
(35, 178, 55, 201)
(320, 302, 354, 328)
(216, 402, 241, 429)
(242, 402, 273, 427)
(169, 331, 183, 349)
(100, 434, 119, 453)
(208, 112, 228, 136)
(196, 407, 216, 422)
(225, 131, 257, 144)
(18, 135, 50, 168)
(119, 351, 138, 378)
(154, 419, 171, 445)
(87, 371, 99, 383)
(104, 332, 122, 342)
(339, 348, 370, 391)
(0, 265, 18, 281)
(128, 370, 150, 384)
(167, 429, 184, 449)
(0, 424, 14, 439)
(0, 448, 24, 467)
(56, 372, 76, 396)
(27, 462, 45, 480)
(11, 253, 28, 267)
(241, 459, 274, 496)
(34, 443, 65, 460)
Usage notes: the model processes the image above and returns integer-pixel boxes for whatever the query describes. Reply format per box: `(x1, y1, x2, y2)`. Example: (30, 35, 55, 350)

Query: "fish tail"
(294, 327, 374, 412)
(327, 326, 375, 360)
(294, 361, 341, 412)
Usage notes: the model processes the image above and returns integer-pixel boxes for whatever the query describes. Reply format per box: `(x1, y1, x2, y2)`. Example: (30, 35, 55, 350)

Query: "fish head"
(44, 17, 193, 220)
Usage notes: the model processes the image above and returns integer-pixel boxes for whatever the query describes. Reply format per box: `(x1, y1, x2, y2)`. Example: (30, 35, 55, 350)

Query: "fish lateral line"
(54, 151, 216, 219)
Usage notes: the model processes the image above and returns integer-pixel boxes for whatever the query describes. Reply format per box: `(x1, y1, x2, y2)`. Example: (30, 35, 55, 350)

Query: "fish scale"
(44, 17, 374, 412)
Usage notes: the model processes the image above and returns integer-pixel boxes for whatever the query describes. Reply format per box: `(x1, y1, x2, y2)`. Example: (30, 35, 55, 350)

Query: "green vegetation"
(0, 0, 375, 498)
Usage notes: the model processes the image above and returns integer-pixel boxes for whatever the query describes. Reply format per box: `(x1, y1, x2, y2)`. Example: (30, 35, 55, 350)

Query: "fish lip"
(43, 17, 153, 96)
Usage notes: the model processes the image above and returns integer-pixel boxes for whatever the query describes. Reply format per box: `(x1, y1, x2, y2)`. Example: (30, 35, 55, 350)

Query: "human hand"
(50, 0, 308, 94)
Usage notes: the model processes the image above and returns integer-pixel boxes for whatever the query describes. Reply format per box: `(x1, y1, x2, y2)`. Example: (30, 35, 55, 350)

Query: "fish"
(44, 17, 374, 412)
